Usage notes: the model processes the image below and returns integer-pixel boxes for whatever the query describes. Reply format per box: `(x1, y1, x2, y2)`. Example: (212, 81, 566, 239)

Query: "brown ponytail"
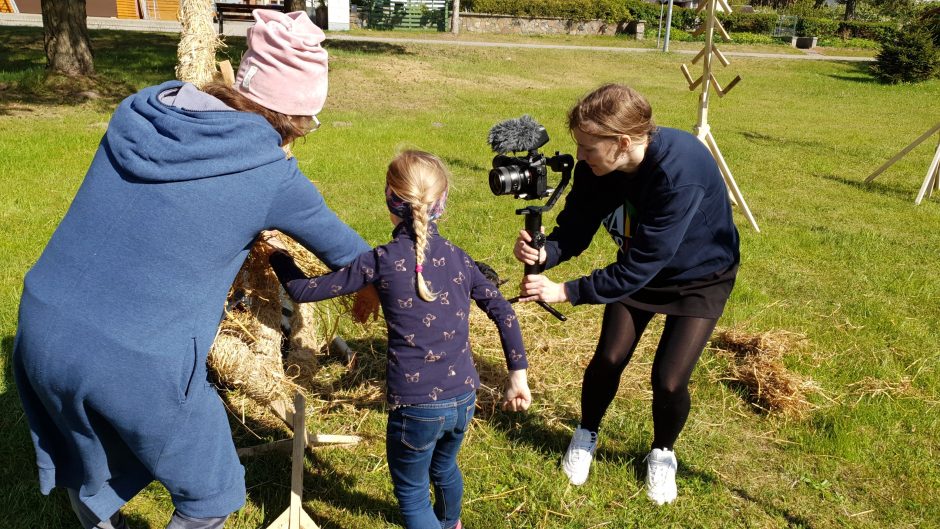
(201, 81, 307, 146)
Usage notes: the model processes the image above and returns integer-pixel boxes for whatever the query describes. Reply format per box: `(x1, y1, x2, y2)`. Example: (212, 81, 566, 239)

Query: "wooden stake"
(865, 122, 940, 205)
(264, 393, 321, 529)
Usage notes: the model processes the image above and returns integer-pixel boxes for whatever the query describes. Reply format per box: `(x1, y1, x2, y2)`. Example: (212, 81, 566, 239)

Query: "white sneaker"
(562, 426, 597, 485)
(645, 448, 678, 505)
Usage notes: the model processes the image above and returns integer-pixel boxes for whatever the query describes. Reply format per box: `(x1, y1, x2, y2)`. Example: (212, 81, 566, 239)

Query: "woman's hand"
(519, 274, 568, 304)
(351, 284, 380, 323)
(502, 369, 531, 412)
(513, 229, 546, 266)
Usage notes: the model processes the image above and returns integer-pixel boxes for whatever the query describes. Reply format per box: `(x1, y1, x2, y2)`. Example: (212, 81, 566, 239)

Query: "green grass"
(2, 26, 939, 529)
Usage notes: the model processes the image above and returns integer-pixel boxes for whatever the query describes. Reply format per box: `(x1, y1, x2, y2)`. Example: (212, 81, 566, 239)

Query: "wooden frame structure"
(236, 393, 361, 529)
(864, 122, 940, 205)
(679, 0, 760, 232)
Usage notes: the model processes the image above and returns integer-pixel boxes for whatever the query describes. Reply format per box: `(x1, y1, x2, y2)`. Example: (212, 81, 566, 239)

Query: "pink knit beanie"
(234, 10, 328, 116)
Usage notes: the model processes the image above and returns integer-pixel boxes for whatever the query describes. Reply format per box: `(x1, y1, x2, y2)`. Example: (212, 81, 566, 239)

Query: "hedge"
(837, 20, 899, 42)
(796, 17, 839, 38)
(466, 0, 634, 23)
(716, 12, 778, 34)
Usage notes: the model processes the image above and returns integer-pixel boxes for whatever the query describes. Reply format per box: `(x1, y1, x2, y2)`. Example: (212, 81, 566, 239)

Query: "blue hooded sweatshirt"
(12, 81, 369, 521)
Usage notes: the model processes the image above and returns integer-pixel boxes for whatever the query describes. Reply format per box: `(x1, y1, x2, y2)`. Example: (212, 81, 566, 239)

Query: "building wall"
(138, 0, 179, 20)
(6, 0, 125, 17)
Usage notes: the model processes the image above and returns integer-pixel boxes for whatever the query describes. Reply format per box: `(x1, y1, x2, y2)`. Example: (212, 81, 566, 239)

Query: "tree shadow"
(324, 39, 411, 56)
(0, 26, 178, 113)
(826, 61, 879, 84)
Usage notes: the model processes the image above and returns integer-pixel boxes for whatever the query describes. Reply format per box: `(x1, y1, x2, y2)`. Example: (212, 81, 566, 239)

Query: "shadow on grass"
(739, 130, 826, 150)
(442, 155, 489, 175)
(826, 61, 879, 84)
(819, 172, 922, 202)
(324, 39, 411, 56)
(0, 26, 180, 113)
(229, 403, 399, 529)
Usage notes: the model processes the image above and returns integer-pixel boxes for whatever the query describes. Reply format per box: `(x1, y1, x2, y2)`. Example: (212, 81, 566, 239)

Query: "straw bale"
(710, 329, 817, 417)
(208, 331, 299, 405)
(207, 235, 347, 408)
(176, 0, 224, 89)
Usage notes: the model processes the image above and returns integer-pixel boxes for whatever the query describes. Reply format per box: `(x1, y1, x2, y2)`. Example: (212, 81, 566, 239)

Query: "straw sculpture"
(176, 0, 224, 89)
(207, 234, 344, 408)
(710, 329, 817, 417)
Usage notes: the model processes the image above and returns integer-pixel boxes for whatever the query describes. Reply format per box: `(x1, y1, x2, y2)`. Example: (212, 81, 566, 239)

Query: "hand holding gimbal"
(487, 116, 573, 322)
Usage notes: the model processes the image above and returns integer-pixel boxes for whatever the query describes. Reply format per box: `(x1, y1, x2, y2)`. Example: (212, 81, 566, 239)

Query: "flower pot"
(794, 36, 817, 49)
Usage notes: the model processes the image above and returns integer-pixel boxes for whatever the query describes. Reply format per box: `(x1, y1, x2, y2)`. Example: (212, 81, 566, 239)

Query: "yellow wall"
(116, 0, 140, 19)
(0, 0, 15, 14)
(140, 0, 180, 21)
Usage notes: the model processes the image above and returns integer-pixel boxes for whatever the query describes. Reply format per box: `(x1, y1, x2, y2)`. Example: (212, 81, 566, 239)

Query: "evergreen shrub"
(873, 25, 940, 83)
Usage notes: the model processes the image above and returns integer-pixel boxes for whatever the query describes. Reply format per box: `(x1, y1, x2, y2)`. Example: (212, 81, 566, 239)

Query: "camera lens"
(489, 166, 526, 196)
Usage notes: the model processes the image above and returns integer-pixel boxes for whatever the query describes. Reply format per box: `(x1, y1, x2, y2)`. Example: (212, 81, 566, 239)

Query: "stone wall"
(458, 12, 631, 36)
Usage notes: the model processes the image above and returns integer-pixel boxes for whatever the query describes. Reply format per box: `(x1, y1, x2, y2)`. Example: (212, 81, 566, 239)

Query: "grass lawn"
(1, 25, 938, 529)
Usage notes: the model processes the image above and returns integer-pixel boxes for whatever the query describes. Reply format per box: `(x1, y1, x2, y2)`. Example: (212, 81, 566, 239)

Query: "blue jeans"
(386, 391, 476, 529)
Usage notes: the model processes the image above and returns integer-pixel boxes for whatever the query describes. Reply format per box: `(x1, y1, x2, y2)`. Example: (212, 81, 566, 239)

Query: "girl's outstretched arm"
(269, 249, 379, 303)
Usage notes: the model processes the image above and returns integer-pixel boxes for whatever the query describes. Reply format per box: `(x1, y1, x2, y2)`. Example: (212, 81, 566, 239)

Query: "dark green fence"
(358, 0, 450, 31)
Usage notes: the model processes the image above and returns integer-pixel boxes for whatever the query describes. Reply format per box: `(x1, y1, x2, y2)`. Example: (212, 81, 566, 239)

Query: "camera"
(487, 117, 573, 200)
(486, 115, 574, 322)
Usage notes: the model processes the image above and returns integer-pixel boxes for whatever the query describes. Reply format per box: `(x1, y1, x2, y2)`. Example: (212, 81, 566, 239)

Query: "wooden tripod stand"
(679, 0, 759, 232)
(236, 393, 360, 529)
(864, 122, 940, 205)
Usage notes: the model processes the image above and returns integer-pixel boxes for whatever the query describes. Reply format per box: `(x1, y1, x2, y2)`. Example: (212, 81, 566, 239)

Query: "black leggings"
(580, 302, 718, 451)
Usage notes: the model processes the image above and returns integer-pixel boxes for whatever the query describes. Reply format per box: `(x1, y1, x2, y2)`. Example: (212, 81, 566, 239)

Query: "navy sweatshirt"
(544, 127, 740, 305)
(271, 222, 528, 406)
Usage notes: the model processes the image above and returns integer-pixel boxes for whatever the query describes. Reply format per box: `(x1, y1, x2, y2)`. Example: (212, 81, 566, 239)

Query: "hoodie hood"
(104, 80, 287, 183)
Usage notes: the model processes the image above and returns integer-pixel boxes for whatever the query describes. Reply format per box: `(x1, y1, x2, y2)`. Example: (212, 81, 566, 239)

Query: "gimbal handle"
(510, 160, 573, 322)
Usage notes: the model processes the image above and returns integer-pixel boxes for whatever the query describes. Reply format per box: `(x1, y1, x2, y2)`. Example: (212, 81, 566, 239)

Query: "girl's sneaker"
(562, 426, 597, 485)
(645, 448, 678, 505)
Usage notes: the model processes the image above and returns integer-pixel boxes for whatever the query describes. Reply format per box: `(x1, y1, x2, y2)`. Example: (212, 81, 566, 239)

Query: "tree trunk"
(285, 0, 306, 13)
(451, 0, 460, 34)
(844, 0, 857, 21)
(42, 0, 95, 76)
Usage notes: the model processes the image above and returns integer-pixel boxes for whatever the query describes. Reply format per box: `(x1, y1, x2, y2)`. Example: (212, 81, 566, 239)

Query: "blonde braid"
(412, 202, 437, 302)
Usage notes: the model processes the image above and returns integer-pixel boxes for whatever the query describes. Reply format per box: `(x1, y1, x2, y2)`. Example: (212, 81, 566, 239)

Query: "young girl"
(267, 150, 532, 529)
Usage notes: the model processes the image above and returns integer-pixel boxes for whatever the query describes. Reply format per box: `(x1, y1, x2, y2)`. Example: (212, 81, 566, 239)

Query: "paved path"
(0, 12, 875, 63)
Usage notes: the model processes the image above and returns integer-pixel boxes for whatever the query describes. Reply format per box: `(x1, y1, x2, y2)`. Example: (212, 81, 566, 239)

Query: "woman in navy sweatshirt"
(12, 11, 375, 529)
(515, 84, 740, 505)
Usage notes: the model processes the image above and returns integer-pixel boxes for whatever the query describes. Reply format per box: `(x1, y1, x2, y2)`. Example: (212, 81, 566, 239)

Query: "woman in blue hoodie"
(515, 84, 740, 505)
(12, 11, 372, 529)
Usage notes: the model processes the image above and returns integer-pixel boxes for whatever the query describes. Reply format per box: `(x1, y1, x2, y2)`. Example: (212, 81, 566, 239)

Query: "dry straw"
(176, 0, 224, 89)
(710, 329, 818, 417)
(207, 234, 344, 408)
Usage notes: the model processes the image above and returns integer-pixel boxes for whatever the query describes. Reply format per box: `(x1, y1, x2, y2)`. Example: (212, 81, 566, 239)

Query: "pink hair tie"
(415, 265, 424, 273)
